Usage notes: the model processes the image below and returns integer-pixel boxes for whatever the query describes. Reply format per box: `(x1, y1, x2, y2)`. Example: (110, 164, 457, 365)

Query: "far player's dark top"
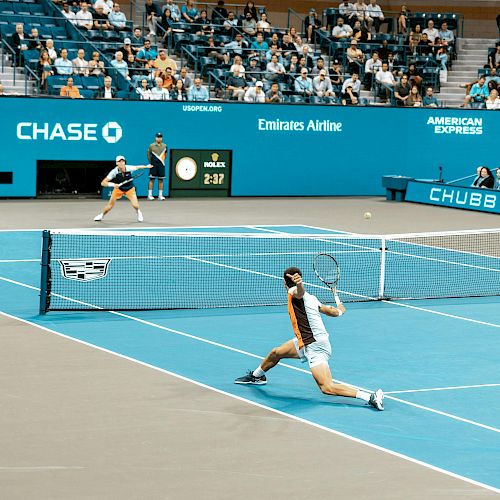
(147, 142, 167, 178)
(106, 165, 138, 192)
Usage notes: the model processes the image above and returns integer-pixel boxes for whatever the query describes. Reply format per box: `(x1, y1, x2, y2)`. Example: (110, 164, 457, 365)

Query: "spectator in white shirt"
(76, 2, 93, 30)
(365, 0, 385, 32)
(244, 81, 265, 102)
(61, 3, 77, 25)
(111, 51, 130, 80)
(376, 62, 396, 102)
(485, 88, 500, 110)
(136, 78, 153, 99)
(72, 48, 89, 76)
(312, 70, 334, 98)
(332, 17, 353, 40)
(342, 72, 361, 94)
(339, 1, 355, 21)
(164, 0, 181, 21)
(363, 50, 382, 89)
(438, 22, 454, 47)
(94, 0, 114, 16)
(352, 1, 367, 22)
(266, 54, 286, 81)
(54, 48, 73, 75)
(45, 39, 57, 62)
(109, 3, 128, 31)
(151, 76, 170, 100)
(98, 76, 116, 98)
(422, 20, 439, 43)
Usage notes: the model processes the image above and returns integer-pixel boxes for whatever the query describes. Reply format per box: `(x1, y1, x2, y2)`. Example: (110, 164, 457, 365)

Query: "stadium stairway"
(0, 53, 31, 95)
(439, 37, 497, 107)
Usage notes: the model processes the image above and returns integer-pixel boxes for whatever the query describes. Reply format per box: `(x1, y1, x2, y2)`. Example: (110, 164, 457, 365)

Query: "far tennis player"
(235, 267, 385, 411)
(94, 155, 152, 222)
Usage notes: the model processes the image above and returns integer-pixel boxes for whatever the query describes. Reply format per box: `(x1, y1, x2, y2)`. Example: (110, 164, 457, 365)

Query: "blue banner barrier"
(405, 180, 500, 214)
(0, 97, 499, 197)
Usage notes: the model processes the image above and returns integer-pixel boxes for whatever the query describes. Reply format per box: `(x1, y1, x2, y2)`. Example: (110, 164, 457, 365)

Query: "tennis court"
(1, 198, 500, 499)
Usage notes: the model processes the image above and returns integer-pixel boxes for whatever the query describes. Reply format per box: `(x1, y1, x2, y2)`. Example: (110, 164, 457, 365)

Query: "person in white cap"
(244, 81, 265, 102)
(94, 156, 152, 222)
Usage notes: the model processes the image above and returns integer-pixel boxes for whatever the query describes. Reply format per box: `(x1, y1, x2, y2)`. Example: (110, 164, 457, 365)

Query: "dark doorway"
(37, 160, 115, 198)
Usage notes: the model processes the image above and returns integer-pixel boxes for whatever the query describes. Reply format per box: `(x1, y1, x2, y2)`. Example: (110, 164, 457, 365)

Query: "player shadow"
(237, 385, 374, 411)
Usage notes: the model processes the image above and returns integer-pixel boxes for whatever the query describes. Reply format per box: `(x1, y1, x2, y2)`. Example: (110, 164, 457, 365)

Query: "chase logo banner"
(102, 121, 122, 143)
(58, 259, 111, 282)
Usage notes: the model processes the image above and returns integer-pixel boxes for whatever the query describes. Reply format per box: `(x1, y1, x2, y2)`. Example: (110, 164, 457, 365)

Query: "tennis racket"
(115, 171, 145, 188)
(313, 252, 341, 306)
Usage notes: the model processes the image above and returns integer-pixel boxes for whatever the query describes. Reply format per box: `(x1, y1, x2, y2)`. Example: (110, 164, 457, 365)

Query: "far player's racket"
(116, 171, 145, 188)
(313, 252, 341, 306)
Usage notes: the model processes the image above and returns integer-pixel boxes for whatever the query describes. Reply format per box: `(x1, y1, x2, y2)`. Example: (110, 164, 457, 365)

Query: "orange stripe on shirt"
(287, 293, 304, 350)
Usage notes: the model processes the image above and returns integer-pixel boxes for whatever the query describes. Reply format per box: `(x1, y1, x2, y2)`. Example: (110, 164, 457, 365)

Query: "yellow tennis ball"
(363, 212, 372, 220)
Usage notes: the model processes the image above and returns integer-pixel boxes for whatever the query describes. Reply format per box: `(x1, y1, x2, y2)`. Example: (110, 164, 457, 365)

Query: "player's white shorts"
(292, 337, 331, 369)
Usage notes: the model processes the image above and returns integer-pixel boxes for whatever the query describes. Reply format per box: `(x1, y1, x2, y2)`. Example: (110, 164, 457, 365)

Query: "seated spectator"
(266, 54, 286, 81)
(298, 45, 314, 70)
(212, 0, 228, 24)
(472, 166, 495, 189)
(294, 68, 313, 97)
(329, 59, 344, 86)
(223, 11, 238, 32)
(188, 77, 209, 101)
(76, 2, 93, 30)
(256, 13, 271, 34)
(250, 32, 269, 57)
(159, 67, 176, 90)
(488, 44, 500, 70)
(463, 76, 489, 107)
(117, 38, 135, 60)
(311, 57, 327, 76)
(60, 76, 82, 98)
(62, 3, 77, 25)
(265, 43, 282, 64)
(72, 48, 89, 76)
(341, 83, 358, 105)
(281, 33, 297, 59)
(176, 67, 193, 90)
(435, 45, 448, 72)
(196, 10, 214, 35)
(375, 62, 395, 102)
(145, 0, 162, 36)
(109, 3, 128, 31)
(409, 24, 422, 54)
(45, 39, 58, 62)
(294, 35, 308, 54)
(28, 28, 43, 51)
(285, 54, 300, 76)
(94, 6, 112, 31)
(386, 52, 399, 76)
(170, 79, 186, 100)
(181, 0, 200, 23)
(245, 57, 261, 83)
(164, 0, 181, 22)
(342, 72, 360, 95)
(378, 39, 390, 60)
(225, 33, 247, 60)
(89, 51, 105, 76)
(304, 8, 322, 44)
(397, 5, 410, 34)
(38, 51, 54, 92)
(312, 70, 334, 98)
(136, 39, 158, 66)
(405, 63, 422, 88)
(346, 40, 365, 75)
(265, 82, 283, 103)
(242, 11, 258, 35)
(423, 86, 439, 107)
(128, 53, 148, 83)
(352, 0, 368, 23)
(230, 55, 246, 75)
(417, 33, 433, 56)
(54, 48, 73, 75)
(111, 51, 130, 80)
(393, 74, 410, 105)
(98, 75, 116, 98)
(206, 36, 229, 64)
(365, 0, 385, 33)
(422, 19, 439, 43)
(331, 17, 353, 40)
(438, 22, 454, 48)
(151, 76, 170, 100)
(153, 49, 177, 74)
(339, 0, 356, 23)
(407, 84, 422, 106)
(244, 0, 257, 20)
(363, 51, 382, 90)
(94, 0, 114, 15)
(131, 27, 145, 49)
(244, 80, 265, 102)
(11, 24, 28, 66)
(159, 8, 175, 40)
(485, 88, 500, 109)
(136, 78, 153, 99)
(352, 20, 371, 42)
(226, 68, 247, 100)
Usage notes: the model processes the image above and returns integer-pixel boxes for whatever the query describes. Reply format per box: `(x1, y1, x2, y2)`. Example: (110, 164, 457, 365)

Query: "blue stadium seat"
(116, 89, 130, 99)
(51, 26, 67, 40)
(29, 4, 44, 15)
(23, 48, 39, 69)
(102, 30, 120, 42)
(79, 89, 96, 98)
(81, 75, 100, 90)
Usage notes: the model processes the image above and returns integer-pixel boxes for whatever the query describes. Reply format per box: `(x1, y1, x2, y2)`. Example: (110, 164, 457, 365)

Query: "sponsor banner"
(405, 181, 500, 214)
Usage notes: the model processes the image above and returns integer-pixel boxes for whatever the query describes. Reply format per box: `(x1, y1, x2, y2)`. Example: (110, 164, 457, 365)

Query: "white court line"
(2, 274, 500, 437)
(386, 383, 500, 395)
(1, 310, 499, 495)
(0, 259, 39, 263)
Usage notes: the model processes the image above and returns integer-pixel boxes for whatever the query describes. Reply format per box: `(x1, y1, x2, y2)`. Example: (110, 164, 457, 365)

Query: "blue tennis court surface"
(1, 224, 499, 494)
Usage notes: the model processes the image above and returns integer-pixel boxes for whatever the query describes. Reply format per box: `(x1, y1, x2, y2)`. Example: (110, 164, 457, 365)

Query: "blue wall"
(0, 97, 498, 197)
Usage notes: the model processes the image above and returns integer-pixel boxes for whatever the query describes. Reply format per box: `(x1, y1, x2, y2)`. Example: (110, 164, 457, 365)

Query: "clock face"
(175, 157, 197, 181)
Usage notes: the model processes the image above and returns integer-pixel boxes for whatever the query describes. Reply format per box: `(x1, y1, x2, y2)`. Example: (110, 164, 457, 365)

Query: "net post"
(39, 230, 51, 315)
(378, 238, 386, 300)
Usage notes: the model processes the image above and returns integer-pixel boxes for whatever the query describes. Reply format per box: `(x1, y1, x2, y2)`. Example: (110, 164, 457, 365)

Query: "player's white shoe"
(368, 389, 385, 411)
(137, 210, 144, 222)
(94, 213, 103, 222)
(147, 195, 154, 200)
(158, 195, 165, 200)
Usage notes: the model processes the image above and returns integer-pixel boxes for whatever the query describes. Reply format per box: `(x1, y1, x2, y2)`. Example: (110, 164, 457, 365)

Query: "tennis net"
(39, 229, 500, 312)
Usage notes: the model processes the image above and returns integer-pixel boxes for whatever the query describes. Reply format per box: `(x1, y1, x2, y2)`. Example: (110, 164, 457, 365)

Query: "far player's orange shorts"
(111, 187, 137, 201)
